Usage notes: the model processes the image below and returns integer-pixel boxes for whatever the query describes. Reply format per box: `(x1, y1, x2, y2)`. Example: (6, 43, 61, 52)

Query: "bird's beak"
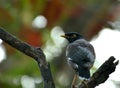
(60, 34, 66, 38)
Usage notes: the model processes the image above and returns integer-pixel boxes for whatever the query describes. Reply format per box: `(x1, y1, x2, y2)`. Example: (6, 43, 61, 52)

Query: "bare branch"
(78, 56, 119, 88)
(0, 27, 55, 88)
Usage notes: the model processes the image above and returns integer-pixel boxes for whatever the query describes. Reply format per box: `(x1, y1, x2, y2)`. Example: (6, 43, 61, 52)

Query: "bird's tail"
(78, 66, 90, 79)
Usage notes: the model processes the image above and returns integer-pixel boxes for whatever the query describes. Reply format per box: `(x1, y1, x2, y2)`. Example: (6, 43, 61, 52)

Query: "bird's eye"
(73, 34, 77, 38)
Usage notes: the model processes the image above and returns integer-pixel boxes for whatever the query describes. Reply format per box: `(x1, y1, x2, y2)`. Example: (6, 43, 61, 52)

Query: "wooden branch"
(78, 56, 119, 88)
(0, 27, 55, 88)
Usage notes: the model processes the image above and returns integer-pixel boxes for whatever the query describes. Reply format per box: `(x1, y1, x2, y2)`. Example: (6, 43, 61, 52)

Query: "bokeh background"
(0, 0, 120, 88)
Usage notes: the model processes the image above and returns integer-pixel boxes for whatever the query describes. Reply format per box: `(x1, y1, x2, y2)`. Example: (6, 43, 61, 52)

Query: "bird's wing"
(66, 40, 95, 68)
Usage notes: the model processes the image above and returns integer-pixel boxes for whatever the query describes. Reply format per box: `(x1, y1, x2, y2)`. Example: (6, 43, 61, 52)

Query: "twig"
(78, 56, 119, 88)
(0, 27, 55, 88)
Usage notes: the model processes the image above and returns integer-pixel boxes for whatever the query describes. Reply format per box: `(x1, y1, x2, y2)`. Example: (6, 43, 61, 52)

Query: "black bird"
(61, 32, 95, 87)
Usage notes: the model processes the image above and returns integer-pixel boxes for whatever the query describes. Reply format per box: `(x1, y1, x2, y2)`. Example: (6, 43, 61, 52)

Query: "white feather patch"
(79, 76, 90, 81)
(67, 57, 72, 61)
(75, 64, 78, 69)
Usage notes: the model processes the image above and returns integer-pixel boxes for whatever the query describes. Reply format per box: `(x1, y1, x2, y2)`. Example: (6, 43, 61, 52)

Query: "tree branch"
(78, 56, 119, 88)
(0, 27, 55, 88)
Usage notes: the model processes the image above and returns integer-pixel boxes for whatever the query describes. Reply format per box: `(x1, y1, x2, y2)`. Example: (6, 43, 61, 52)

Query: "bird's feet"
(71, 85, 77, 88)
(81, 80, 88, 88)
(71, 73, 78, 88)
(77, 78, 89, 88)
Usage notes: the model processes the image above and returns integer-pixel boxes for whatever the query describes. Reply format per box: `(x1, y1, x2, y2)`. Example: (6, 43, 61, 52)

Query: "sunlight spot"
(51, 26, 66, 46)
(58, 73, 70, 86)
(0, 39, 2, 44)
(0, 39, 6, 63)
(90, 28, 120, 87)
(32, 15, 47, 29)
(21, 75, 35, 88)
(96, 80, 116, 88)
(43, 26, 67, 61)
(91, 28, 120, 65)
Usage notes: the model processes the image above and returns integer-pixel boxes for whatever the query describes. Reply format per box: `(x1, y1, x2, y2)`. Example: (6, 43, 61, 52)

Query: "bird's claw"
(81, 80, 88, 88)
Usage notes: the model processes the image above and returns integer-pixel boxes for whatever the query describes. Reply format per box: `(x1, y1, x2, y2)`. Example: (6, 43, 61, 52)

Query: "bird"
(61, 32, 95, 87)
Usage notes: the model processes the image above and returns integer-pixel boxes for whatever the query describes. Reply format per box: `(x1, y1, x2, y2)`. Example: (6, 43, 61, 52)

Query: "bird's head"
(61, 32, 83, 43)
